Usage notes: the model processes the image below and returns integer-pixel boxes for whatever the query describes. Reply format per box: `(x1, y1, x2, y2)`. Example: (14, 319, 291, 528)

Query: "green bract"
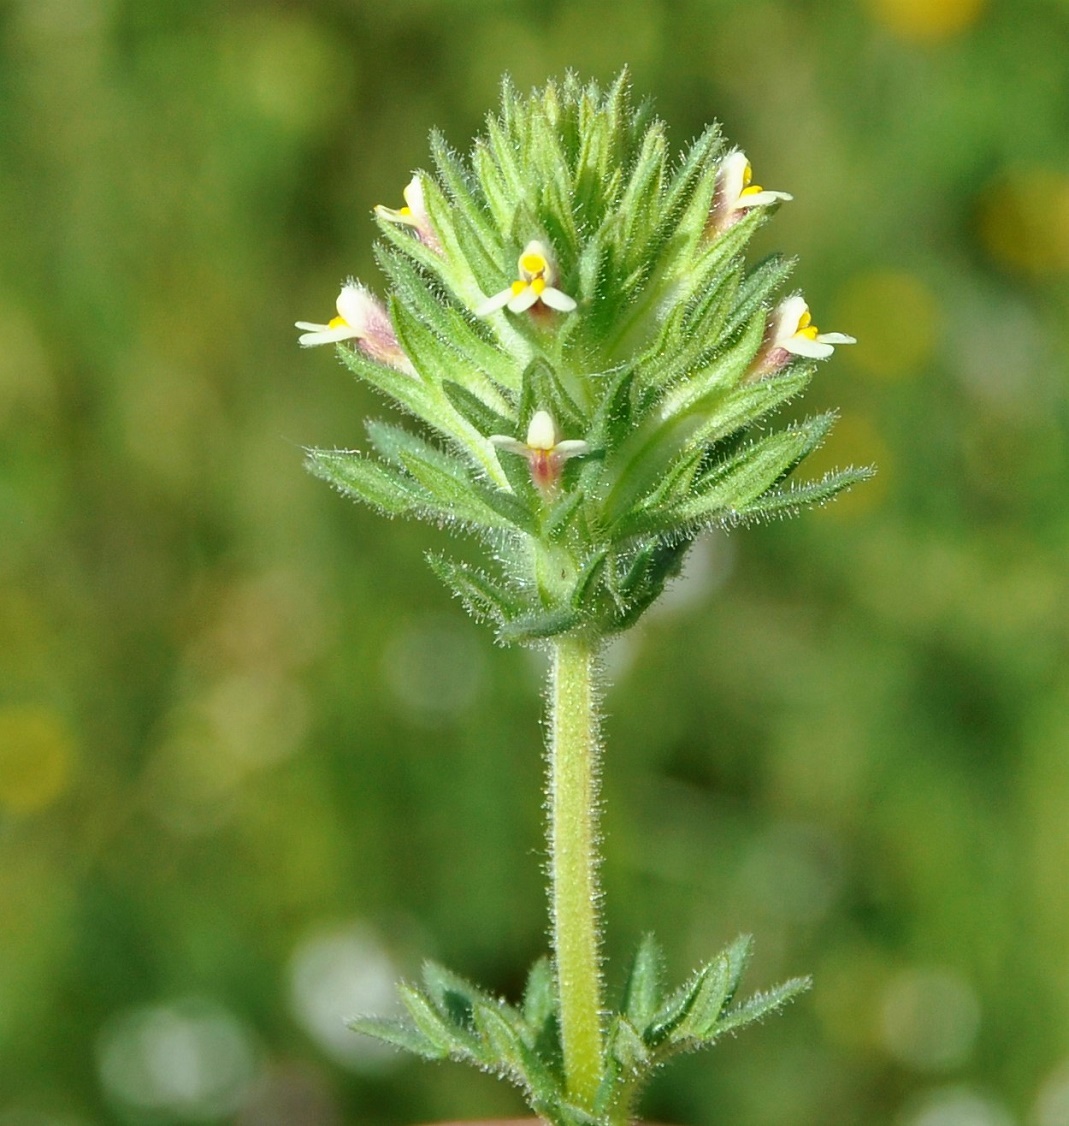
(305, 72, 870, 647)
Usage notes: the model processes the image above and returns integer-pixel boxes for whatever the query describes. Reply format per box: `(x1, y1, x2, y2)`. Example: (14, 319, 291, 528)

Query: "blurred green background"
(2, 0, 1068, 1124)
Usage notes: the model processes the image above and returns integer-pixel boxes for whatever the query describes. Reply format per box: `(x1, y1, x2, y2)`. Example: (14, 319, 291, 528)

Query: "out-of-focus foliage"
(0, 2, 1066, 1125)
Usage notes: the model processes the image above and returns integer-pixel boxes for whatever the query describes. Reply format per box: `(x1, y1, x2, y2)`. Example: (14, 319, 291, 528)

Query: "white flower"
(476, 241, 577, 316)
(295, 281, 415, 373)
(751, 294, 856, 377)
(490, 409, 589, 492)
(711, 150, 793, 233)
(374, 174, 441, 252)
(769, 294, 856, 358)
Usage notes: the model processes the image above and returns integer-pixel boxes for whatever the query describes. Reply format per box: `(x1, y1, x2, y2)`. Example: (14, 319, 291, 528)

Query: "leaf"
(347, 1014, 447, 1060)
(585, 364, 636, 454)
(657, 124, 722, 244)
(736, 465, 876, 522)
(542, 487, 586, 543)
(496, 606, 586, 645)
(643, 935, 752, 1050)
(442, 379, 517, 438)
(657, 307, 767, 420)
(570, 549, 609, 610)
(616, 122, 667, 273)
(399, 449, 511, 530)
(519, 357, 588, 439)
(667, 935, 751, 1043)
(423, 135, 503, 307)
(471, 479, 537, 533)
(685, 364, 814, 452)
(398, 983, 481, 1059)
(304, 448, 421, 516)
(687, 413, 837, 512)
(721, 252, 796, 340)
(621, 934, 665, 1029)
(364, 420, 509, 530)
(689, 202, 770, 288)
(607, 1013, 650, 1071)
(336, 339, 437, 424)
(377, 247, 519, 398)
(426, 553, 523, 626)
(421, 961, 495, 1031)
(607, 539, 690, 630)
(520, 957, 557, 1033)
(473, 1002, 525, 1070)
(715, 975, 812, 1036)
(599, 411, 705, 530)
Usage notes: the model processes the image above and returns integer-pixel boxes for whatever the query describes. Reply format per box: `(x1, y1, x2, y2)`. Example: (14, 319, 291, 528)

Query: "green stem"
(548, 635, 605, 1109)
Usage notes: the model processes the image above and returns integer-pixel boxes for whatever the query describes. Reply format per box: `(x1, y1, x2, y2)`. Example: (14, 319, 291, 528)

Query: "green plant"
(296, 72, 869, 1126)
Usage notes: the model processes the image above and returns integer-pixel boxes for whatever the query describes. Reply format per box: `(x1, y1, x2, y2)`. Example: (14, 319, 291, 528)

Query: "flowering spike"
(295, 281, 416, 374)
(301, 75, 867, 642)
(711, 149, 793, 234)
(476, 240, 577, 317)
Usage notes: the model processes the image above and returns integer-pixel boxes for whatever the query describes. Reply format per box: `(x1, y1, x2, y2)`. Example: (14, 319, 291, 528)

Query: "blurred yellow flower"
(0, 705, 75, 813)
(833, 270, 939, 379)
(867, 0, 986, 42)
(977, 168, 1069, 277)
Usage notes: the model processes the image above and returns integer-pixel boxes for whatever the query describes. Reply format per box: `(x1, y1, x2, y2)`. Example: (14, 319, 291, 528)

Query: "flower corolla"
(476, 241, 577, 316)
(295, 281, 415, 373)
(490, 409, 589, 492)
(711, 150, 793, 233)
(751, 294, 856, 377)
(374, 174, 441, 252)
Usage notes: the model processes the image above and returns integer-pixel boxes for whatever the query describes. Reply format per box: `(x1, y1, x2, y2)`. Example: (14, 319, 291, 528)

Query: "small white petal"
(475, 288, 514, 316)
(489, 435, 529, 455)
(336, 283, 378, 329)
(373, 203, 413, 225)
(816, 332, 856, 345)
(294, 320, 329, 332)
(719, 150, 749, 203)
(785, 336, 836, 359)
(540, 286, 577, 312)
(297, 325, 359, 347)
(526, 410, 558, 451)
(737, 189, 794, 208)
(402, 174, 425, 213)
(507, 286, 540, 313)
(553, 440, 589, 460)
(768, 294, 809, 346)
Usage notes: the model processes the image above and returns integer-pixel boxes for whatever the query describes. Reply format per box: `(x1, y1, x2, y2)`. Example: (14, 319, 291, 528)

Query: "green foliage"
(353, 937, 807, 1126)
(306, 73, 870, 646)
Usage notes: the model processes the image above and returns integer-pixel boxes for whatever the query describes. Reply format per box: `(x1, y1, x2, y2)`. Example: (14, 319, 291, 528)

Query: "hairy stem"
(548, 635, 605, 1108)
